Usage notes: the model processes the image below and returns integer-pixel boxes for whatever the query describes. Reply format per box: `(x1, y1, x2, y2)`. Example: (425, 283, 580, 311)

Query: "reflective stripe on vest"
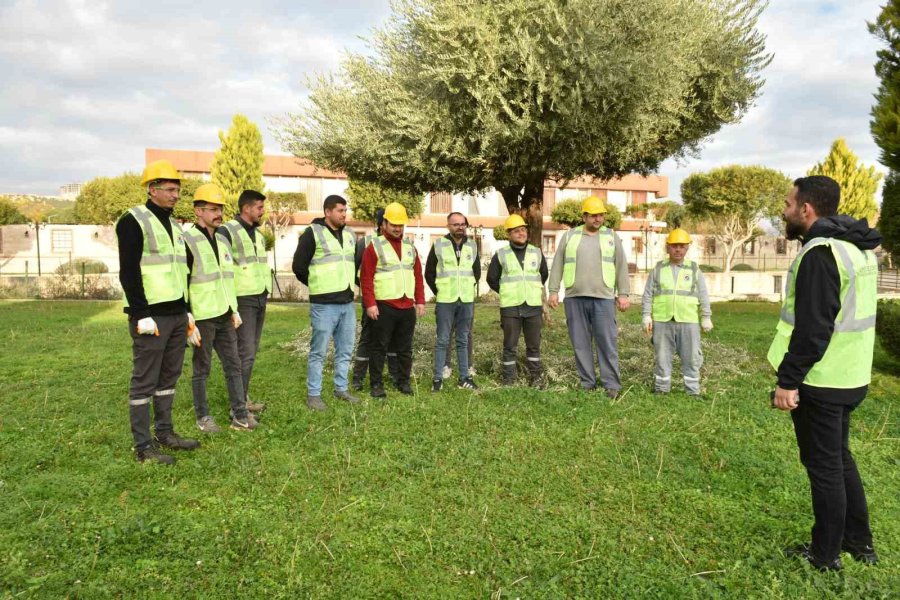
(767, 237, 878, 388)
(357, 233, 375, 279)
(308, 224, 356, 295)
(562, 225, 616, 289)
(121, 205, 188, 307)
(183, 226, 237, 320)
(498, 244, 543, 308)
(217, 220, 270, 296)
(650, 260, 700, 323)
(373, 236, 416, 300)
(434, 237, 477, 303)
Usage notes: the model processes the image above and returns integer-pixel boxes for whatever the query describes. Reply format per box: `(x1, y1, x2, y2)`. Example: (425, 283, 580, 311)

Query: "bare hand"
(616, 296, 630, 311)
(642, 318, 652, 335)
(366, 305, 379, 320)
(415, 304, 426, 317)
(548, 293, 559, 309)
(773, 386, 799, 411)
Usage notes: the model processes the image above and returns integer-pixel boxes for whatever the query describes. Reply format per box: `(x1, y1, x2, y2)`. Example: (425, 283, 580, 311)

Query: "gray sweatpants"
(127, 313, 187, 451)
(192, 314, 248, 420)
(652, 320, 703, 394)
(236, 295, 267, 401)
(564, 297, 621, 391)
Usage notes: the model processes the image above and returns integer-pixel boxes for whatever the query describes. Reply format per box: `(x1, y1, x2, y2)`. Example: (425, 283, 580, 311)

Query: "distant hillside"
(3, 195, 76, 223)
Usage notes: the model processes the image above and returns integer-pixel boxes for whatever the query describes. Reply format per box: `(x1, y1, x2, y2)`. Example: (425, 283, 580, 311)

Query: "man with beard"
(217, 190, 270, 415)
(770, 175, 881, 571)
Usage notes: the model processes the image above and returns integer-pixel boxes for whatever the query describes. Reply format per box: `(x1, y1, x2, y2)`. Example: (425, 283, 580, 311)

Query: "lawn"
(0, 300, 898, 598)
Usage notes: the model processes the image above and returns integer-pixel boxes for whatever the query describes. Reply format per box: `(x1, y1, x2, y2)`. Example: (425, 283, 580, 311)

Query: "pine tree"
(807, 138, 881, 222)
(881, 171, 900, 258)
(210, 114, 265, 217)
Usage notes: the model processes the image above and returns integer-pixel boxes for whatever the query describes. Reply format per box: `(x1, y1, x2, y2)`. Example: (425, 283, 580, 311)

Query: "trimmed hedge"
(54, 259, 109, 275)
(876, 300, 900, 362)
(732, 263, 755, 271)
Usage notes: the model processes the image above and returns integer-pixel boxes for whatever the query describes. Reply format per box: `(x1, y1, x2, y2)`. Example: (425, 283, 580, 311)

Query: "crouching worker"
(184, 183, 257, 432)
(641, 228, 712, 395)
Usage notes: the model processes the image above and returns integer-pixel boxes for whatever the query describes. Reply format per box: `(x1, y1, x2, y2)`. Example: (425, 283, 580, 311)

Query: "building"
(58, 183, 82, 200)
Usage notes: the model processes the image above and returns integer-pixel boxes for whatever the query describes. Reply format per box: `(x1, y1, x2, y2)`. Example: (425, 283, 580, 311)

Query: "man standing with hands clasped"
(548, 196, 630, 397)
(770, 175, 881, 572)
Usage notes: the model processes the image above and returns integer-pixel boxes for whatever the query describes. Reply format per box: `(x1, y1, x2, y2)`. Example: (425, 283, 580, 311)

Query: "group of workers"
(118, 161, 880, 571)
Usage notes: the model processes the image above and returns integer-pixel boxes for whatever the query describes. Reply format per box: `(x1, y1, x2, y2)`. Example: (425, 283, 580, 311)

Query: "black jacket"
(292, 217, 358, 304)
(777, 215, 882, 404)
(424, 234, 482, 297)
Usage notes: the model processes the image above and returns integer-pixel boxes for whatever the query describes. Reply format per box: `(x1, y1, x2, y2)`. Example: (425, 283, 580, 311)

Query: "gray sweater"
(640, 261, 711, 319)
(548, 228, 630, 298)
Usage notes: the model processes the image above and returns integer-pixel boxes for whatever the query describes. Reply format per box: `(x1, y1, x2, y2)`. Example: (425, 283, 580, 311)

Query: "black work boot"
(501, 363, 517, 386)
(135, 446, 175, 465)
(155, 431, 201, 451)
(784, 543, 843, 572)
(351, 359, 368, 391)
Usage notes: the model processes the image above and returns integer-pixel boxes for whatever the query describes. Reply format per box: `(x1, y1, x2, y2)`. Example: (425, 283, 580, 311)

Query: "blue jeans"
(307, 302, 357, 397)
(433, 301, 474, 381)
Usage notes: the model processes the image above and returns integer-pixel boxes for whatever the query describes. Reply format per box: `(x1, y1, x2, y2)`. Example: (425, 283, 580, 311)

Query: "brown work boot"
(154, 431, 201, 451)
(245, 398, 266, 414)
(135, 446, 175, 465)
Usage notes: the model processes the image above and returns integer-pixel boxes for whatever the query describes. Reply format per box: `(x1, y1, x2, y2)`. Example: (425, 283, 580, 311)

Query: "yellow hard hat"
(141, 160, 182, 185)
(504, 214, 527, 230)
(193, 183, 226, 205)
(581, 196, 607, 215)
(666, 228, 692, 244)
(383, 202, 409, 225)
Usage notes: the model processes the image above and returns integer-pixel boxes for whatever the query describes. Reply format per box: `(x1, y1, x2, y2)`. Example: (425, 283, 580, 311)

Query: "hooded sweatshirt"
(777, 215, 882, 404)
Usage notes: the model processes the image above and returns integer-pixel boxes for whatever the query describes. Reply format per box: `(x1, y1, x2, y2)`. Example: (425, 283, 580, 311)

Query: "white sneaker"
(441, 365, 452, 380)
(196, 415, 222, 433)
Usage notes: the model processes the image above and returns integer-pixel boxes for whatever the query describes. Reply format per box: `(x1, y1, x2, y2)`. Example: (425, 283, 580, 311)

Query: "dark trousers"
(236, 295, 267, 400)
(127, 313, 187, 450)
(791, 388, 873, 561)
(192, 315, 247, 420)
(369, 303, 416, 388)
(500, 314, 542, 381)
(354, 306, 400, 385)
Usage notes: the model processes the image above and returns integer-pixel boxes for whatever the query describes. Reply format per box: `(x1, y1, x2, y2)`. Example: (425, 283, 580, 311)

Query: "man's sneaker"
(441, 365, 452, 380)
(306, 396, 327, 411)
(459, 378, 478, 390)
(370, 385, 386, 399)
(334, 390, 360, 404)
(230, 414, 258, 431)
(245, 398, 266, 414)
(842, 541, 878, 565)
(135, 446, 175, 465)
(196, 415, 222, 433)
(431, 379, 443, 392)
(784, 543, 843, 571)
(155, 431, 200, 451)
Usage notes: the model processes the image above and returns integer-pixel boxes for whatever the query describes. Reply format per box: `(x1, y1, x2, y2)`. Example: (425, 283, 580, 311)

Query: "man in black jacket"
(770, 175, 881, 571)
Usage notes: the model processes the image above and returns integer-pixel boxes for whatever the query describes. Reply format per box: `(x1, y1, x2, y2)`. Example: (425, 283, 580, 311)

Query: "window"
(705, 237, 716, 255)
(773, 275, 783, 294)
(742, 240, 755, 255)
(430, 192, 452, 214)
(51, 229, 73, 253)
(632, 237, 644, 255)
(775, 238, 787, 255)
(299, 178, 323, 211)
(542, 235, 556, 255)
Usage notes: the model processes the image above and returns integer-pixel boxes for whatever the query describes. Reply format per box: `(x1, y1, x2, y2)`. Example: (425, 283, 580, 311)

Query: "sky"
(0, 0, 889, 200)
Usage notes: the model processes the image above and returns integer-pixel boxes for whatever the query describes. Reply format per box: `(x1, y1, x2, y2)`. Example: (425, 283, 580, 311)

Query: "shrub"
(699, 264, 723, 273)
(0, 278, 41, 299)
(278, 281, 303, 302)
(732, 263, 755, 271)
(42, 274, 118, 300)
(876, 300, 900, 361)
(54, 259, 109, 275)
(492, 225, 508, 241)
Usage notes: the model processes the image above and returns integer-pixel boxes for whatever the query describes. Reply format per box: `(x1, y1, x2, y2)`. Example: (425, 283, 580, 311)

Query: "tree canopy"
(345, 179, 424, 224)
(807, 138, 881, 223)
(551, 199, 622, 229)
(880, 171, 900, 258)
(0, 196, 27, 225)
(74, 174, 203, 224)
(681, 165, 791, 277)
(278, 0, 770, 244)
(211, 114, 266, 215)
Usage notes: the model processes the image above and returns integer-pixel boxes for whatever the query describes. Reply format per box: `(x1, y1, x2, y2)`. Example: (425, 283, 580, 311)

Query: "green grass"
(0, 300, 898, 598)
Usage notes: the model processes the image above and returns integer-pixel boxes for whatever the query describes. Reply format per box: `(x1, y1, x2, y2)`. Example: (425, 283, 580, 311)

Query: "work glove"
(701, 317, 713, 333)
(186, 312, 202, 347)
(136, 317, 159, 336)
(232, 312, 243, 329)
(642, 315, 653, 335)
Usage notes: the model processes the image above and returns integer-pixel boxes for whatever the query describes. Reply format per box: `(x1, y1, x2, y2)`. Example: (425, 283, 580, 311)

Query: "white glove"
(642, 315, 652, 334)
(136, 317, 159, 336)
(701, 317, 713, 332)
(186, 312, 202, 347)
(232, 312, 243, 329)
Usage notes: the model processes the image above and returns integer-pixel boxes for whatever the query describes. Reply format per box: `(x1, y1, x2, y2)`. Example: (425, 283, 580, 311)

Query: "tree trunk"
(499, 176, 545, 247)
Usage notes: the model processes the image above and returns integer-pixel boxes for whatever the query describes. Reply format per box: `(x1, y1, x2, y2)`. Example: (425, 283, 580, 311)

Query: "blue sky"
(0, 0, 888, 200)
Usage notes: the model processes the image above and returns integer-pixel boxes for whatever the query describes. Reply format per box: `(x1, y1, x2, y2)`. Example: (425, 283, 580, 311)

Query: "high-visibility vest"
(307, 224, 356, 296)
(372, 236, 416, 300)
(650, 259, 701, 323)
(767, 237, 878, 388)
(434, 237, 477, 303)
(562, 225, 616, 289)
(120, 205, 188, 307)
(216, 220, 270, 296)
(357, 233, 375, 279)
(498, 244, 544, 308)
(183, 226, 238, 320)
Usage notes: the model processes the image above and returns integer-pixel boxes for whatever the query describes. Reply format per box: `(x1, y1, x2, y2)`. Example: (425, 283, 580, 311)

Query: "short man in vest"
(216, 190, 270, 415)
(116, 160, 200, 464)
(293, 194, 360, 410)
(425, 212, 480, 391)
(351, 208, 400, 390)
(770, 176, 881, 571)
(640, 228, 713, 395)
(359, 202, 426, 398)
(486, 215, 548, 386)
(548, 196, 630, 397)
(183, 183, 256, 432)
